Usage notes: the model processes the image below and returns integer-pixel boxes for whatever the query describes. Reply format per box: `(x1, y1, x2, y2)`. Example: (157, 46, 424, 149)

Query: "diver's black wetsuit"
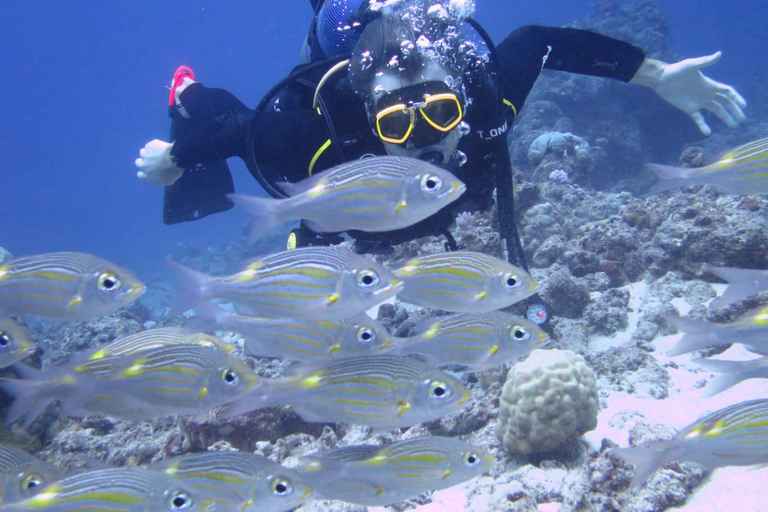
(165, 24, 645, 253)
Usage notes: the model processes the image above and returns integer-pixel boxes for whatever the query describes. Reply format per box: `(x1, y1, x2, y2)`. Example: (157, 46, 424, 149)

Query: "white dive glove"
(630, 52, 747, 136)
(135, 139, 184, 186)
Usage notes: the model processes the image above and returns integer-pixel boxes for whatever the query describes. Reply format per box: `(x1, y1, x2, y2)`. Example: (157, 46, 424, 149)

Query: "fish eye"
(21, 474, 42, 490)
(0, 332, 12, 349)
(221, 369, 239, 387)
(511, 326, 530, 342)
(420, 173, 443, 193)
(98, 272, 122, 293)
(463, 452, 480, 467)
(357, 327, 375, 344)
(503, 273, 520, 289)
(271, 477, 294, 497)
(168, 491, 192, 510)
(356, 270, 380, 289)
(428, 380, 452, 400)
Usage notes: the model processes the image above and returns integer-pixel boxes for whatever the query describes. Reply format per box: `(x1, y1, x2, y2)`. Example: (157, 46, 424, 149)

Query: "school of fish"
(0, 156, 547, 509)
(2, 139, 768, 506)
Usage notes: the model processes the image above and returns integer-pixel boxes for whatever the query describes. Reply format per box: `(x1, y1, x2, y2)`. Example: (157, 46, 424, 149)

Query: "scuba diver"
(135, 0, 746, 323)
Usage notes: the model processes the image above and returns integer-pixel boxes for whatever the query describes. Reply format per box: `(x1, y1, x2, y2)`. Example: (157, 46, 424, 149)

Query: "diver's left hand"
(647, 53, 747, 136)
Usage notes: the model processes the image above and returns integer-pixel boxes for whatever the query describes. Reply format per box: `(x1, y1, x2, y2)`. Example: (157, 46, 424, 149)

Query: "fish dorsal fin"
(276, 171, 332, 197)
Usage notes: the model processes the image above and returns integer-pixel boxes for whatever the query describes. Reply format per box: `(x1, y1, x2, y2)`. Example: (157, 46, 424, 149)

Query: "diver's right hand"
(135, 139, 184, 186)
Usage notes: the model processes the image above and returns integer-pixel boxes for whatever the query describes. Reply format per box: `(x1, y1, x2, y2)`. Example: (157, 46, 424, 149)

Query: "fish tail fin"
(0, 364, 63, 426)
(645, 163, 694, 194)
(187, 301, 227, 333)
(0, 379, 52, 427)
(665, 315, 718, 356)
(226, 193, 284, 243)
(694, 358, 748, 396)
(706, 266, 766, 308)
(609, 444, 670, 488)
(165, 260, 213, 318)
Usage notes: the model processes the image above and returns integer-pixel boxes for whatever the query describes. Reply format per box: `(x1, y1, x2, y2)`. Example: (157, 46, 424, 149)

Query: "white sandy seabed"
(371, 281, 767, 512)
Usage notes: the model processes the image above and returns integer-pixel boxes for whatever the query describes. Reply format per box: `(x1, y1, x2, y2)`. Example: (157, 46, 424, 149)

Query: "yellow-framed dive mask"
(374, 81, 464, 146)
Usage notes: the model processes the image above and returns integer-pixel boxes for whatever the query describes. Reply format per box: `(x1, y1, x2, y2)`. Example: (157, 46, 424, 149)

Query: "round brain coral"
(496, 349, 598, 455)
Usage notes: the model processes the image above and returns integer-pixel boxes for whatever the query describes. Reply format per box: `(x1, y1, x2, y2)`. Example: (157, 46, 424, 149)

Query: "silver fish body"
(168, 247, 403, 320)
(390, 311, 548, 370)
(151, 451, 313, 512)
(297, 436, 494, 506)
(0, 318, 36, 369)
(610, 398, 768, 487)
(0, 467, 213, 511)
(78, 345, 260, 420)
(666, 306, 768, 356)
(222, 355, 470, 429)
(694, 356, 768, 396)
(647, 137, 768, 195)
(189, 303, 395, 361)
(82, 327, 234, 361)
(392, 251, 537, 313)
(0, 346, 260, 424)
(228, 156, 466, 241)
(0, 252, 145, 321)
(706, 265, 768, 308)
(0, 445, 63, 504)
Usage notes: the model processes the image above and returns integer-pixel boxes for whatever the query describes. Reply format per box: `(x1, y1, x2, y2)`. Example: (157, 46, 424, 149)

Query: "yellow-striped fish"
(609, 398, 768, 487)
(666, 305, 768, 356)
(392, 251, 537, 313)
(0, 444, 63, 504)
(167, 247, 403, 320)
(390, 311, 548, 370)
(0, 345, 260, 424)
(150, 451, 313, 512)
(297, 436, 494, 506)
(82, 327, 234, 361)
(0, 318, 36, 369)
(188, 302, 395, 361)
(0, 252, 145, 321)
(0, 467, 213, 511)
(647, 137, 768, 195)
(228, 156, 466, 242)
(221, 355, 470, 429)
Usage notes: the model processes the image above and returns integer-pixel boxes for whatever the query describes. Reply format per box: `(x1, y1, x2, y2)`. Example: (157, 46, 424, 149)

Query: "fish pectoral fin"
(68, 295, 83, 310)
(395, 200, 407, 213)
(397, 399, 411, 416)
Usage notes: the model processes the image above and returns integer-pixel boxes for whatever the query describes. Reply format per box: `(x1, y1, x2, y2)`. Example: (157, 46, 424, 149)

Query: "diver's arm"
(495, 25, 746, 135)
(169, 83, 254, 168)
(136, 83, 254, 185)
(494, 25, 645, 114)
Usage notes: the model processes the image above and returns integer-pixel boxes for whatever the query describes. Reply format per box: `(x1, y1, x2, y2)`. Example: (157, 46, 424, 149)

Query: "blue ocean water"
(0, 0, 764, 273)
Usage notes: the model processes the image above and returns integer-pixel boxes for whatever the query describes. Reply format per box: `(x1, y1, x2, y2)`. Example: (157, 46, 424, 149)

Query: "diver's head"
(349, 16, 470, 163)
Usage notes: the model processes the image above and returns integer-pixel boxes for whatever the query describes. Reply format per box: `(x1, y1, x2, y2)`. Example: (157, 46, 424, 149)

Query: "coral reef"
(527, 131, 594, 186)
(497, 349, 599, 456)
